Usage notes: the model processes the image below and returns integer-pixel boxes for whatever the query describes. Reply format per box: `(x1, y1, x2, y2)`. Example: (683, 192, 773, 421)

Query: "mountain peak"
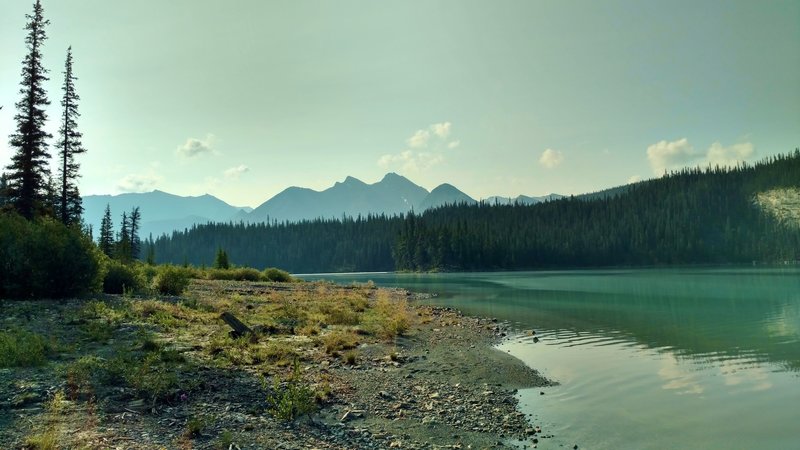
(337, 175, 366, 187)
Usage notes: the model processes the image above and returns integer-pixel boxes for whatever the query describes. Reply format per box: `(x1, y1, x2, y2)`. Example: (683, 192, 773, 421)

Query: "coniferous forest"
(150, 151, 800, 273)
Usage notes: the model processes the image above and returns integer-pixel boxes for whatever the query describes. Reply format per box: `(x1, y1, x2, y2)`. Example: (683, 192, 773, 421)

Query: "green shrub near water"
(264, 267, 293, 282)
(0, 213, 103, 299)
(153, 265, 191, 295)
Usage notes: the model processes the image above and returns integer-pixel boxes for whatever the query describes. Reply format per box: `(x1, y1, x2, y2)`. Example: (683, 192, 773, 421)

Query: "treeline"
(152, 151, 800, 273)
(151, 216, 401, 273)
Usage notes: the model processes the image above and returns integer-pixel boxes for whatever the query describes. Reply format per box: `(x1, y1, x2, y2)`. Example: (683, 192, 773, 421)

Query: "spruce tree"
(98, 204, 114, 257)
(215, 248, 230, 269)
(116, 211, 131, 262)
(6, 0, 52, 220)
(56, 46, 86, 226)
(129, 207, 141, 259)
(0, 172, 8, 209)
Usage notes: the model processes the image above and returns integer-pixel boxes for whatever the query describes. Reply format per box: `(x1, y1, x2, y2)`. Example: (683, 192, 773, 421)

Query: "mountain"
(417, 183, 477, 211)
(248, 173, 430, 223)
(82, 190, 249, 238)
(484, 193, 564, 205)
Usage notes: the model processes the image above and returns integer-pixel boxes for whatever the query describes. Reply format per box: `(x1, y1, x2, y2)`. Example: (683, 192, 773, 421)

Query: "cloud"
(382, 121, 458, 172)
(177, 134, 215, 158)
(407, 130, 431, 148)
(431, 122, 452, 139)
(647, 138, 697, 174)
(646, 138, 756, 175)
(706, 141, 754, 168)
(378, 150, 443, 172)
(627, 175, 642, 184)
(224, 164, 250, 179)
(117, 170, 162, 193)
(539, 148, 564, 169)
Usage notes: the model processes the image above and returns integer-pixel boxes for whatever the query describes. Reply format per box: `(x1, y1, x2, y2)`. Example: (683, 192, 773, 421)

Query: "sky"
(1, 0, 798, 208)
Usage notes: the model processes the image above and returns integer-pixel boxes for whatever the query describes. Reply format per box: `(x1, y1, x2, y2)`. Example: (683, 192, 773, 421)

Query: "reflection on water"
(310, 268, 800, 449)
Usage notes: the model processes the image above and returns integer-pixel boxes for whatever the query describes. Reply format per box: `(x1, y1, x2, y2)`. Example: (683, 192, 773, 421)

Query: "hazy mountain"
(484, 193, 564, 205)
(82, 190, 249, 238)
(417, 183, 477, 211)
(248, 173, 430, 223)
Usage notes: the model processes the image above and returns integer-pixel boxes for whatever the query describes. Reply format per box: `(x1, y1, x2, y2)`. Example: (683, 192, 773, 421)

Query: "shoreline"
(0, 281, 554, 449)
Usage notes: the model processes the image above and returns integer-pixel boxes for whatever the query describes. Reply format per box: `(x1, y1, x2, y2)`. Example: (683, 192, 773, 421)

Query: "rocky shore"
(1, 282, 554, 449)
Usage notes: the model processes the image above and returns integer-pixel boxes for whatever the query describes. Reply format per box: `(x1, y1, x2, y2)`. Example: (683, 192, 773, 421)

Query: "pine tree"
(116, 211, 131, 262)
(129, 207, 141, 259)
(0, 172, 8, 209)
(6, 0, 52, 220)
(56, 46, 86, 226)
(215, 248, 230, 269)
(145, 234, 156, 265)
(98, 204, 114, 257)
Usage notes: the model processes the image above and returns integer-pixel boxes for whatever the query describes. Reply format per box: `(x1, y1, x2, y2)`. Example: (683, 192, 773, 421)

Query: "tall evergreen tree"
(56, 46, 86, 226)
(129, 207, 141, 259)
(98, 204, 114, 257)
(0, 172, 8, 209)
(116, 211, 131, 262)
(6, 0, 52, 220)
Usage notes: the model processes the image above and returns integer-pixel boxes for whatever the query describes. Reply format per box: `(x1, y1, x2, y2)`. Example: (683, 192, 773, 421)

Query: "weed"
(365, 293, 411, 340)
(80, 320, 115, 342)
(265, 359, 317, 421)
(0, 328, 52, 367)
(321, 330, 359, 354)
(23, 428, 58, 450)
(184, 416, 206, 437)
(343, 349, 358, 365)
(214, 430, 234, 449)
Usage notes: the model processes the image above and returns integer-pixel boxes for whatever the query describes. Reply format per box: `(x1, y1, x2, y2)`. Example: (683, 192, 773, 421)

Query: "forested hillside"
(151, 151, 800, 273)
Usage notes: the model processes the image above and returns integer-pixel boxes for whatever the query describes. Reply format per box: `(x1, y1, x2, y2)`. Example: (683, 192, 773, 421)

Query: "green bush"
(153, 265, 191, 295)
(205, 267, 262, 281)
(0, 213, 103, 299)
(264, 267, 293, 282)
(0, 329, 52, 367)
(103, 260, 144, 294)
(265, 360, 317, 421)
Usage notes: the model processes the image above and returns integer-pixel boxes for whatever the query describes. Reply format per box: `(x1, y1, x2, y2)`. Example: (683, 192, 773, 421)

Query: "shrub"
(321, 330, 359, 354)
(264, 267, 293, 282)
(365, 294, 411, 340)
(0, 213, 103, 299)
(153, 265, 191, 295)
(0, 329, 52, 367)
(205, 267, 262, 282)
(265, 360, 317, 421)
(103, 260, 143, 294)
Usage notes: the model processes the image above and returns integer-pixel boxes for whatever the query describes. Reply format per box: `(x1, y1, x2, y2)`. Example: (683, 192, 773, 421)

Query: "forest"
(150, 150, 800, 273)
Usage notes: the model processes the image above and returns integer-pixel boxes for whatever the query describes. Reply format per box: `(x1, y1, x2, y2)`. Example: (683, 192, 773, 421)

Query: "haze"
(1, 0, 798, 207)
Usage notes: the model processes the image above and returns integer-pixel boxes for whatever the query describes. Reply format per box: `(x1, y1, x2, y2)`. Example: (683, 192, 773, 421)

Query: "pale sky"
(1, 0, 798, 207)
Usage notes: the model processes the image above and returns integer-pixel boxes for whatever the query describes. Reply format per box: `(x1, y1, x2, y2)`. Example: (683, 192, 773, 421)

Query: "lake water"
(305, 268, 800, 449)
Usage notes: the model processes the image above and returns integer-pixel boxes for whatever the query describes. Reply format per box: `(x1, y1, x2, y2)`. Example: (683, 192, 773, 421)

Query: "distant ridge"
(82, 174, 564, 235)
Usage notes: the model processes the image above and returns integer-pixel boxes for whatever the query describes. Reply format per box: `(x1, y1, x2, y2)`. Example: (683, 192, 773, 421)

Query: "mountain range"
(82, 173, 560, 237)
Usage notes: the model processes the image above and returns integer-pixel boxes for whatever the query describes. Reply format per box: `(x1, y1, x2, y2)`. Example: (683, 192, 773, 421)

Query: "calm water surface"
(307, 268, 800, 449)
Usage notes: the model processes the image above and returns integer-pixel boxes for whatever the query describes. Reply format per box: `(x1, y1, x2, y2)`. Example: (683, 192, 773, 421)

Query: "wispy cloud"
(407, 130, 431, 149)
(224, 164, 250, 179)
(539, 148, 564, 169)
(706, 141, 754, 168)
(646, 138, 755, 175)
(379, 121, 458, 172)
(627, 175, 642, 184)
(177, 134, 215, 158)
(647, 138, 697, 174)
(117, 170, 162, 193)
(431, 122, 451, 139)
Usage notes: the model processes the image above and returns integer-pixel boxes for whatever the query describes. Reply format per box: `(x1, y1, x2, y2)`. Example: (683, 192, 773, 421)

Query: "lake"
(305, 268, 800, 449)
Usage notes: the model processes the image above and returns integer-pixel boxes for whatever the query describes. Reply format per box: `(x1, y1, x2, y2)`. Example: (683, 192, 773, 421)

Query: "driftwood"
(220, 312, 253, 338)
